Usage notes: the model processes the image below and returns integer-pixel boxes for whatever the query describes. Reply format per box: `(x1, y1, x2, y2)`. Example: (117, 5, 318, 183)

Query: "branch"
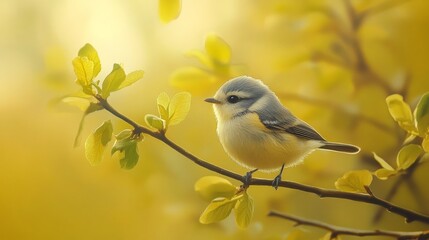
(340, 0, 398, 95)
(373, 158, 427, 223)
(95, 95, 429, 225)
(268, 211, 429, 239)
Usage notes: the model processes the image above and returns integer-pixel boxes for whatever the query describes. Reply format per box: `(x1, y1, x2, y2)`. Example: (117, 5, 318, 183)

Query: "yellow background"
(1, 0, 429, 239)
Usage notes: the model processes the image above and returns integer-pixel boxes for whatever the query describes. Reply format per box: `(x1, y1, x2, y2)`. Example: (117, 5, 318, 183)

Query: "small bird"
(205, 76, 360, 189)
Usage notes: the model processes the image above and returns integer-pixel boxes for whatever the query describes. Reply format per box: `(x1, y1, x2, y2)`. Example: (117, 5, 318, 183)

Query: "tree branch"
(340, 0, 398, 95)
(268, 211, 429, 239)
(95, 95, 429, 225)
(373, 158, 427, 223)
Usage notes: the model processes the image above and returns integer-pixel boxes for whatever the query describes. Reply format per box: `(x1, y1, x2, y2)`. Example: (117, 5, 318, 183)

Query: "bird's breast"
(217, 113, 314, 171)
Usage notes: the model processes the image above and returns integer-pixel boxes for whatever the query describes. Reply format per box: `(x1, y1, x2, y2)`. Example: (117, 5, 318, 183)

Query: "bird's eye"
(227, 95, 240, 104)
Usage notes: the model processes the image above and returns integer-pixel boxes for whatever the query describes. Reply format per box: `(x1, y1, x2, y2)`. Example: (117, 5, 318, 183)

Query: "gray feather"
(258, 105, 326, 141)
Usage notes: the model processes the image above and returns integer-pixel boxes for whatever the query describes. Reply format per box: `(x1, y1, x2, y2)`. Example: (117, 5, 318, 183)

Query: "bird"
(205, 76, 360, 189)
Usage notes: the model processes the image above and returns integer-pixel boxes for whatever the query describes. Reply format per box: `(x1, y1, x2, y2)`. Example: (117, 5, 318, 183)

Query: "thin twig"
(373, 175, 404, 223)
(340, 0, 397, 95)
(372, 158, 426, 223)
(268, 211, 429, 239)
(95, 96, 429, 225)
(373, 158, 425, 223)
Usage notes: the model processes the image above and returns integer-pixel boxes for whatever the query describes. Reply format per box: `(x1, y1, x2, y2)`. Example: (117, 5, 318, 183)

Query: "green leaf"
(72, 56, 94, 94)
(159, 0, 181, 23)
(101, 64, 126, 98)
(144, 114, 165, 131)
(415, 92, 429, 136)
(205, 34, 231, 64)
(119, 141, 139, 169)
(157, 92, 170, 121)
(396, 144, 423, 170)
(85, 120, 113, 165)
(199, 196, 241, 224)
(117, 70, 144, 90)
(168, 92, 191, 126)
(74, 103, 103, 147)
(111, 134, 140, 169)
(335, 170, 373, 194)
(234, 192, 254, 228)
(115, 129, 133, 140)
(194, 176, 236, 201)
(374, 168, 397, 180)
(78, 43, 101, 78)
(385, 94, 417, 134)
(372, 152, 394, 170)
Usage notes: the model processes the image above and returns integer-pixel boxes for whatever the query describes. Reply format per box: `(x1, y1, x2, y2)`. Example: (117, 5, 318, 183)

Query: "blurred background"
(1, 0, 429, 239)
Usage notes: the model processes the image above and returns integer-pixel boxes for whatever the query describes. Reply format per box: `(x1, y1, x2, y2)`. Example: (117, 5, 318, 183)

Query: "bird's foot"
(272, 164, 285, 190)
(242, 168, 258, 188)
(272, 175, 282, 190)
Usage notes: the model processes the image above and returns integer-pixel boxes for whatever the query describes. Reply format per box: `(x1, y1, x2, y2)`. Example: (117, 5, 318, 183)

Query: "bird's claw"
(242, 169, 258, 187)
(272, 175, 282, 190)
(272, 163, 285, 190)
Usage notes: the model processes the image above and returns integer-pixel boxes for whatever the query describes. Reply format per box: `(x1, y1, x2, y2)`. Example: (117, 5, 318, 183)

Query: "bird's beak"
(205, 98, 222, 104)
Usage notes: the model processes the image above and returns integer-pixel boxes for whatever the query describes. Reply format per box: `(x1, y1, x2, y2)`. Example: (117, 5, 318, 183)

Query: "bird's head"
(205, 76, 275, 122)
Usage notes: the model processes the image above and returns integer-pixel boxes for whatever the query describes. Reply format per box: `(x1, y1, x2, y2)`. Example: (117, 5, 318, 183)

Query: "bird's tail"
(319, 142, 360, 154)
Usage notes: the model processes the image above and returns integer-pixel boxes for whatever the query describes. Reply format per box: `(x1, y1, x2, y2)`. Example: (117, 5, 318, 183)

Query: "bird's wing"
(260, 115, 326, 141)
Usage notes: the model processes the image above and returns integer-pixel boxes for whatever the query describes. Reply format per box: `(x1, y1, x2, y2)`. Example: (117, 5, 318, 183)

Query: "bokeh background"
(1, 0, 429, 239)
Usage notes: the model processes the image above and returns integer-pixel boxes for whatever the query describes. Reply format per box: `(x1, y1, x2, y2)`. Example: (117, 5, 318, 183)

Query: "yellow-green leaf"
(374, 168, 397, 180)
(335, 170, 373, 194)
(385, 94, 417, 134)
(168, 92, 191, 126)
(85, 120, 113, 166)
(120, 141, 139, 169)
(414, 93, 429, 136)
(194, 176, 236, 201)
(111, 136, 139, 170)
(423, 134, 429, 152)
(72, 56, 94, 91)
(144, 114, 165, 131)
(169, 67, 217, 94)
(205, 34, 231, 64)
(396, 144, 423, 170)
(118, 70, 144, 90)
(159, 0, 181, 23)
(101, 64, 126, 98)
(157, 92, 170, 121)
(78, 43, 101, 78)
(199, 196, 241, 224)
(234, 192, 254, 228)
(115, 129, 133, 140)
(372, 152, 394, 170)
